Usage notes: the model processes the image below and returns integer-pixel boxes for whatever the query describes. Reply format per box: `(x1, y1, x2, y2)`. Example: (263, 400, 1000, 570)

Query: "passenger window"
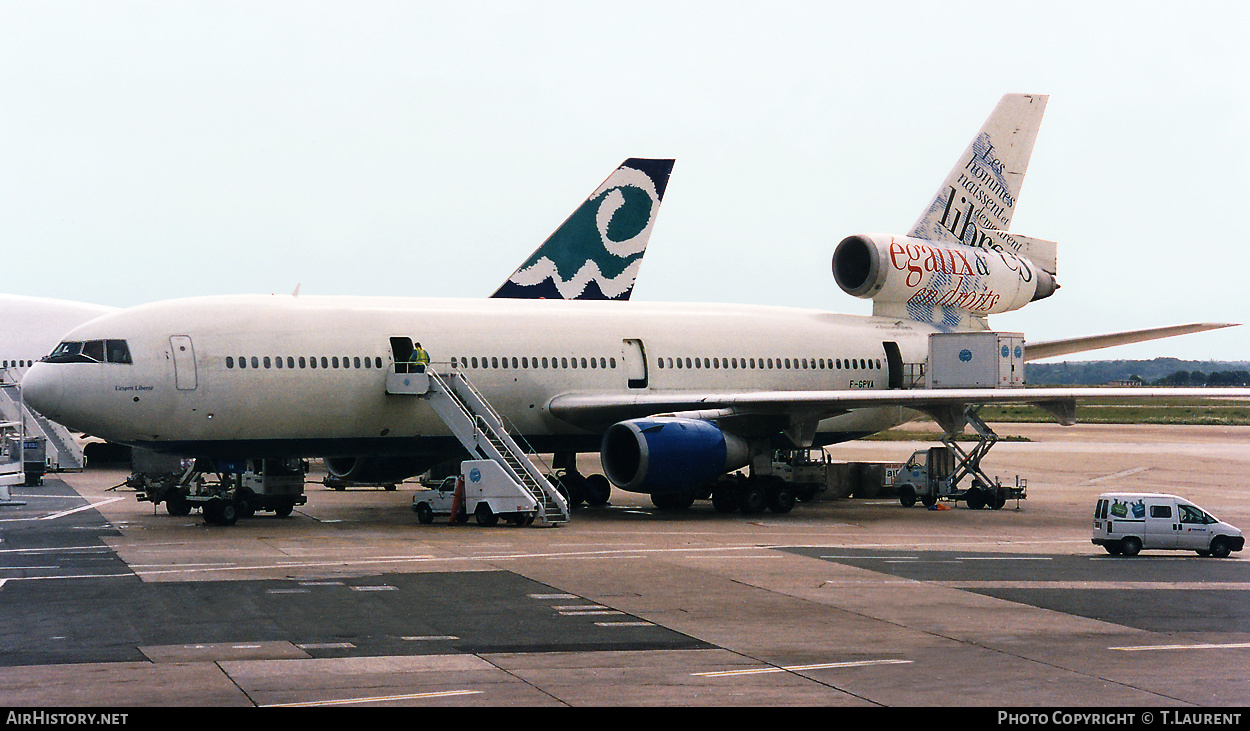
(1150, 505, 1172, 519)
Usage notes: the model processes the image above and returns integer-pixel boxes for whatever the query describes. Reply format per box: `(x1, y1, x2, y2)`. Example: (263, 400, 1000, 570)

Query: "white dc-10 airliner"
(21, 95, 1243, 511)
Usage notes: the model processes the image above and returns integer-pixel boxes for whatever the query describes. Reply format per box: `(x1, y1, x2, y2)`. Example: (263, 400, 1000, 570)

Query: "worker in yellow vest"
(410, 342, 430, 373)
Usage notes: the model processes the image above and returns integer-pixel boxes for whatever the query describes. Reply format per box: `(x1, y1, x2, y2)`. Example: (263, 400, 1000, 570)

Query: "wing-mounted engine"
(600, 417, 751, 494)
(832, 233, 1057, 329)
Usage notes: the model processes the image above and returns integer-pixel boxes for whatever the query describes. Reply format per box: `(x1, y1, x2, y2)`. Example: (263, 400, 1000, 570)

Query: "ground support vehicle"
(895, 442, 1024, 509)
(132, 452, 307, 525)
(1093, 492, 1245, 558)
(772, 449, 832, 502)
(412, 460, 540, 526)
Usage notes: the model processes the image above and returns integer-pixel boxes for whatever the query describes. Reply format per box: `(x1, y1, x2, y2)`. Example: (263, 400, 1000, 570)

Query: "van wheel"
(1119, 536, 1142, 557)
(1210, 537, 1231, 559)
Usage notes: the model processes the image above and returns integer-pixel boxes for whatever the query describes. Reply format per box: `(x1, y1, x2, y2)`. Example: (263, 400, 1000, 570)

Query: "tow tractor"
(412, 459, 540, 526)
(131, 451, 308, 525)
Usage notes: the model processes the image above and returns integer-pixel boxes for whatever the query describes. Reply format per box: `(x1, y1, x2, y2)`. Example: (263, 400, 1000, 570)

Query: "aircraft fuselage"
(21, 294, 937, 463)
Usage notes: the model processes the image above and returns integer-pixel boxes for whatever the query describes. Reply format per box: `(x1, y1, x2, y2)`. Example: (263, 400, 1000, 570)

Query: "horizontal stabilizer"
(1025, 323, 1239, 361)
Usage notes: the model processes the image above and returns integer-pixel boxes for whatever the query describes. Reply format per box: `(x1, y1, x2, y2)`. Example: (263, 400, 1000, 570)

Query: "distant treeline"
(1026, 358, 1250, 386)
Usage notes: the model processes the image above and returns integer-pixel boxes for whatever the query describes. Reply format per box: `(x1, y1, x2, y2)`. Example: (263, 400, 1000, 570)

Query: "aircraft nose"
(21, 363, 65, 419)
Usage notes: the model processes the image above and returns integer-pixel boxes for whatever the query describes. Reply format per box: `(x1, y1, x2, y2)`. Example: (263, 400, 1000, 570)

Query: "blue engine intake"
(600, 417, 750, 493)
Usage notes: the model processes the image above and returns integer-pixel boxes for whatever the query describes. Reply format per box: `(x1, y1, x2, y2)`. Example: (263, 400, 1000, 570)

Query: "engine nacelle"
(832, 233, 1056, 316)
(323, 456, 432, 484)
(600, 417, 751, 494)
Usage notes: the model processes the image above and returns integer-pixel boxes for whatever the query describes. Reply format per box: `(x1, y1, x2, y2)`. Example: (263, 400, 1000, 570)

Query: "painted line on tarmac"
(0, 497, 124, 523)
(263, 689, 483, 707)
(1085, 466, 1152, 484)
(1109, 642, 1250, 652)
(693, 658, 912, 677)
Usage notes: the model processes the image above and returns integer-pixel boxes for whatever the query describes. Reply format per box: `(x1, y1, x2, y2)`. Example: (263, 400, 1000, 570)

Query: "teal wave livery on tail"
(491, 158, 674, 300)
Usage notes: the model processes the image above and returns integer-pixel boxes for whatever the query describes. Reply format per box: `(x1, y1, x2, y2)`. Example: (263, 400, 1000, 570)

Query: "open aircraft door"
(622, 338, 648, 389)
(170, 335, 198, 391)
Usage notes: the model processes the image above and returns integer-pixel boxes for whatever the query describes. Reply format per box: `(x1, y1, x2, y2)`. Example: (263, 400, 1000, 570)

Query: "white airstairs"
(0, 378, 85, 473)
(386, 365, 570, 526)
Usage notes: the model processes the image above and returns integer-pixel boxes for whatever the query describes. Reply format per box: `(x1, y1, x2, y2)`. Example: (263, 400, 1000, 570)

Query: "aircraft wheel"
(737, 481, 767, 514)
(711, 483, 739, 513)
(584, 474, 611, 506)
(558, 472, 587, 508)
(765, 480, 795, 514)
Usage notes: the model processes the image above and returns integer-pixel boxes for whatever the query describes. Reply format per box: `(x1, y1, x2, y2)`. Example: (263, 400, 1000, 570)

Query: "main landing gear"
(651, 473, 796, 515)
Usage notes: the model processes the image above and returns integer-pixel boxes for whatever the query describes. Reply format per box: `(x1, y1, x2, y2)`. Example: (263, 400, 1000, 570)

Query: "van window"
(1150, 505, 1172, 519)
(1179, 505, 1212, 524)
(1096, 499, 1107, 519)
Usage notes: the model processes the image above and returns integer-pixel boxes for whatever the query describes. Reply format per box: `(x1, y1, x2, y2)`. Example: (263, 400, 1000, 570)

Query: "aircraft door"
(883, 341, 904, 389)
(170, 336, 198, 391)
(622, 338, 648, 389)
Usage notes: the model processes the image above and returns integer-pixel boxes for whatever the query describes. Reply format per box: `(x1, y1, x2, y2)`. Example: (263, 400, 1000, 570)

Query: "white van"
(1092, 492, 1244, 558)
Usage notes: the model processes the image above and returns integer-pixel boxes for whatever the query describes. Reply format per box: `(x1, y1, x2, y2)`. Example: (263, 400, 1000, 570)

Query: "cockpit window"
(106, 340, 132, 364)
(81, 340, 105, 363)
(44, 339, 133, 364)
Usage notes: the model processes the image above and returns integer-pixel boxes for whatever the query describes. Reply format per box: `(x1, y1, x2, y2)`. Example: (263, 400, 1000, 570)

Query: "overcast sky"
(2, 1, 1247, 361)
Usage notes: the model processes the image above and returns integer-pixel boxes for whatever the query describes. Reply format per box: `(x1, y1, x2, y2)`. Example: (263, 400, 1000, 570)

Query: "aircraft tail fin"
(491, 158, 675, 300)
(909, 93, 1052, 273)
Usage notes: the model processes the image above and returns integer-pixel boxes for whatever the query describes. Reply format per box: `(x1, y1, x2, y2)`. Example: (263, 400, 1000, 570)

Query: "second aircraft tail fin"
(909, 93, 1053, 274)
(491, 158, 675, 301)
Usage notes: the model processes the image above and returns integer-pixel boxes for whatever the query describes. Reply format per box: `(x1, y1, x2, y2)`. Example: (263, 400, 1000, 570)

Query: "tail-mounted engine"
(832, 233, 1057, 327)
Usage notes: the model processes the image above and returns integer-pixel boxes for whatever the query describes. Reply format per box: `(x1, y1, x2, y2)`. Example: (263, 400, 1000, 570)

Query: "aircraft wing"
(1025, 323, 1238, 361)
(548, 386, 1250, 433)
